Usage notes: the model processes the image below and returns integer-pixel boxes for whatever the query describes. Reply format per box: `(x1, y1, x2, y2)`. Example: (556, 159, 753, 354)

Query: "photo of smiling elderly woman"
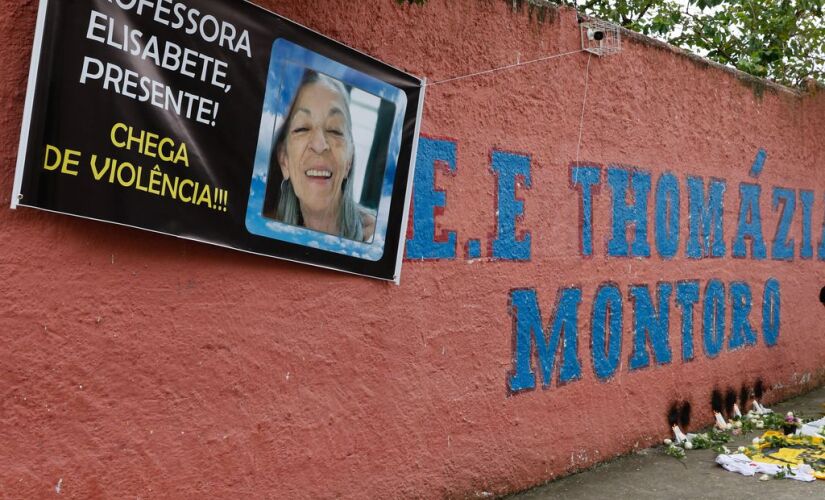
(242, 37, 419, 277)
(264, 70, 376, 243)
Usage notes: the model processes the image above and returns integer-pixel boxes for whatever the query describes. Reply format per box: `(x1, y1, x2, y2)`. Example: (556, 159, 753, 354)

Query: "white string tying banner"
(576, 52, 592, 164)
(420, 46, 595, 163)
(424, 48, 586, 87)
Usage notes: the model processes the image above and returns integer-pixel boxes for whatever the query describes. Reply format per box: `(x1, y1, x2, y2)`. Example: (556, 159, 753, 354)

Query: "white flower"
(756, 421, 764, 429)
(733, 420, 742, 428)
(725, 423, 733, 430)
(684, 441, 693, 450)
(738, 446, 747, 453)
(722, 446, 731, 454)
(752, 437, 761, 445)
(664, 439, 672, 446)
(786, 411, 794, 418)
(759, 474, 770, 481)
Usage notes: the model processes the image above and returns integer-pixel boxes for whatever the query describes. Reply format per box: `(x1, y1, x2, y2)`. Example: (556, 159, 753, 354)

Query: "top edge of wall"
(519, 3, 822, 99)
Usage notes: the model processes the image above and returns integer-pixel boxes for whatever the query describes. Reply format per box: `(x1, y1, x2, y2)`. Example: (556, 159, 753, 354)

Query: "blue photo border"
(246, 38, 407, 261)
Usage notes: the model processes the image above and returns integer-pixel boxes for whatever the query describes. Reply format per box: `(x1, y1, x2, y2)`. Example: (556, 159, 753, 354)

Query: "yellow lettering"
(179, 178, 194, 202)
(162, 172, 179, 198)
(90, 154, 113, 181)
(126, 127, 144, 153)
(110, 123, 127, 148)
(117, 161, 136, 187)
(62, 150, 81, 175)
(158, 138, 174, 162)
(63, 150, 81, 175)
(191, 182, 199, 204)
(135, 166, 148, 192)
(148, 166, 162, 195)
(196, 184, 212, 207)
(174, 142, 189, 167)
(43, 145, 61, 171)
(42, 145, 80, 175)
(144, 132, 158, 158)
(110, 123, 189, 166)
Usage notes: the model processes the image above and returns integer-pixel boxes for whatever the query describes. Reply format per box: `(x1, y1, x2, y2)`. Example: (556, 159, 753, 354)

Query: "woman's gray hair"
(273, 70, 364, 242)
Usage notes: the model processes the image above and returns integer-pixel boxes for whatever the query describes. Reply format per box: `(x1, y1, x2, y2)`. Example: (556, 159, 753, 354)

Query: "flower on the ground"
(665, 443, 686, 459)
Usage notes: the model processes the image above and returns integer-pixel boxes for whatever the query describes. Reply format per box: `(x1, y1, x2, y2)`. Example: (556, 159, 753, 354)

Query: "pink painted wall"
(2, 1, 825, 498)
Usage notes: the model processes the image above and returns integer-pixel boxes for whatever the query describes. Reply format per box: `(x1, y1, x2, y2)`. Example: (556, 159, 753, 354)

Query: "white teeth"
(306, 169, 332, 178)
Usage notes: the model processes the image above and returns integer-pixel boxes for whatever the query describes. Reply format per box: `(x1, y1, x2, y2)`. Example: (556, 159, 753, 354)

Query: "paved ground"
(506, 386, 825, 500)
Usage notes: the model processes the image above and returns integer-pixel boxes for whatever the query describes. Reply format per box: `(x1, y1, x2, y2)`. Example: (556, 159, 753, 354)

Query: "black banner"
(13, 0, 424, 281)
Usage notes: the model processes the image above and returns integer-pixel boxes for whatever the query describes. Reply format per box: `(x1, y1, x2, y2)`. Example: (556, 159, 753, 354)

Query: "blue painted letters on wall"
(762, 279, 781, 347)
(654, 173, 680, 259)
(770, 187, 795, 261)
(591, 284, 622, 380)
(800, 190, 814, 259)
(628, 283, 673, 369)
(686, 177, 726, 259)
(675, 281, 700, 361)
(729, 281, 757, 350)
(732, 183, 767, 259)
(702, 280, 726, 358)
(492, 151, 532, 261)
(406, 138, 457, 260)
(571, 166, 601, 256)
(607, 168, 651, 257)
(508, 288, 582, 392)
